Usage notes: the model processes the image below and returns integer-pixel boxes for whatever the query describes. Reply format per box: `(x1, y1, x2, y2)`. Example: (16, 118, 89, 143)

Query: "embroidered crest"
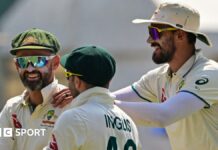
(41, 110, 57, 127)
(22, 36, 38, 45)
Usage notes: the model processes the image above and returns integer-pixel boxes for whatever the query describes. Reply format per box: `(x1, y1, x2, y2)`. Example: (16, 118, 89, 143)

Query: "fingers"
(52, 88, 73, 107)
(52, 94, 73, 108)
(52, 88, 71, 104)
(58, 96, 73, 108)
(53, 88, 70, 99)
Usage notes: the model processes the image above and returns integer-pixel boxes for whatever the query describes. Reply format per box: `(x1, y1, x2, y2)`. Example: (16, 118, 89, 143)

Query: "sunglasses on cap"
(14, 55, 55, 69)
(64, 70, 83, 80)
(148, 26, 177, 40)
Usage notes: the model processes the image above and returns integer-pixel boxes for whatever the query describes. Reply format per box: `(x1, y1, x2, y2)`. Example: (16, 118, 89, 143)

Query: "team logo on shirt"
(41, 110, 57, 127)
(195, 77, 209, 85)
(12, 113, 22, 128)
(47, 110, 55, 120)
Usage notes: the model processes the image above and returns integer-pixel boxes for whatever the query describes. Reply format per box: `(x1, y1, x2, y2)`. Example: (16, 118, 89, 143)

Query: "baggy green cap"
(10, 28, 60, 55)
(61, 45, 116, 86)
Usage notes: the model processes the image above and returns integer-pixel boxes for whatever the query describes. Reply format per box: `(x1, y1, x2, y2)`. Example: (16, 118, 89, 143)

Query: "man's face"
(147, 24, 177, 64)
(15, 50, 56, 91)
(68, 76, 80, 98)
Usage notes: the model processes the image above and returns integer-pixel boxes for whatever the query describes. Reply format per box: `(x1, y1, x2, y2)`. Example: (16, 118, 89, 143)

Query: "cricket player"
(114, 3, 218, 150)
(45, 46, 141, 150)
(0, 28, 72, 150)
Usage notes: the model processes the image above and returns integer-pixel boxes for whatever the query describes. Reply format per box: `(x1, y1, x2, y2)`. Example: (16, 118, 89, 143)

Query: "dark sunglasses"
(148, 26, 177, 40)
(14, 55, 55, 69)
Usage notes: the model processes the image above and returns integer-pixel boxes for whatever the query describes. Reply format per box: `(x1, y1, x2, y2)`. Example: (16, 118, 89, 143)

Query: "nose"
(26, 62, 35, 72)
(147, 36, 154, 44)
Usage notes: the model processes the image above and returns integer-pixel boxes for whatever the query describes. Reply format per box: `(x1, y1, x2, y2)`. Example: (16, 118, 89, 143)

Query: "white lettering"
(41, 129, 46, 136)
(0, 128, 46, 137)
(15, 129, 21, 136)
(3, 128, 12, 137)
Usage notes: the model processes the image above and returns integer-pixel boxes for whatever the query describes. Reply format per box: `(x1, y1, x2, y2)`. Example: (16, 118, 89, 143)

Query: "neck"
(169, 44, 195, 73)
(28, 90, 43, 106)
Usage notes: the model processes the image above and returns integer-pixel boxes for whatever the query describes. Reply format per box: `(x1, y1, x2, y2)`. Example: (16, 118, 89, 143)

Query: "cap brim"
(10, 45, 54, 55)
(196, 33, 212, 47)
(132, 19, 212, 47)
(60, 53, 70, 69)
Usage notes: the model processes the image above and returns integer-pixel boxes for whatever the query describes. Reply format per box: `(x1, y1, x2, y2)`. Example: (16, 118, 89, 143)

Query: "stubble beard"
(20, 70, 52, 91)
(152, 37, 176, 64)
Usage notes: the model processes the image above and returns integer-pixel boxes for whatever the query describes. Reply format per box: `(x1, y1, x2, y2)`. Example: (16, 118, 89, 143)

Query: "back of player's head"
(61, 45, 116, 87)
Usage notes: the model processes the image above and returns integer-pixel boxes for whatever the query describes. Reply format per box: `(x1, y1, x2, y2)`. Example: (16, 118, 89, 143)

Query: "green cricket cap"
(10, 28, 60, 55)
(61, 45, 116, 86)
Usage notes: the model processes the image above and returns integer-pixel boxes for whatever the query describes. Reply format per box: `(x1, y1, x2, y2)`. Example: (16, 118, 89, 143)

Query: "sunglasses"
(64, 70, 83, 80)
(148, 26, 177, 40)
(15, 55, 55, 69)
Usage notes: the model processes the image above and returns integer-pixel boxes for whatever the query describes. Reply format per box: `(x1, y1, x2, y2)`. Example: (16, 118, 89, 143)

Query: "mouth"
(26, 73, 40, 81)
(152, 45, 161, 54)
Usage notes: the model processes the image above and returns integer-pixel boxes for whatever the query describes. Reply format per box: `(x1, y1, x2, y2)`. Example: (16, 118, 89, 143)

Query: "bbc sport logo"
(0, 128, 46, 137)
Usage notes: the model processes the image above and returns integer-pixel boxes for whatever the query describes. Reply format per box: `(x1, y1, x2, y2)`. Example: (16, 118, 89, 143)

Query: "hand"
(52, 88, 73, 108)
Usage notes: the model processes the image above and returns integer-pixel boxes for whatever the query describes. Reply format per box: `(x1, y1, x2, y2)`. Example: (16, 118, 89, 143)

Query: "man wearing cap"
(45, 46, 141, 150)
(0, 28, 72, 150)
(113, 2, 218, 150)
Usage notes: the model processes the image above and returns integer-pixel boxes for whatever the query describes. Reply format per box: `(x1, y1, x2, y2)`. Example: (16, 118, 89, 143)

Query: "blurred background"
(0, 0, 217, 149)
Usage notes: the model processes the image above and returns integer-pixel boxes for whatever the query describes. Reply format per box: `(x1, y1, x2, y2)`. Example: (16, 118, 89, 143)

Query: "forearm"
(115, 92, 205, 127)
(115, 100, 166, 127)
(113, 86, 144, 102)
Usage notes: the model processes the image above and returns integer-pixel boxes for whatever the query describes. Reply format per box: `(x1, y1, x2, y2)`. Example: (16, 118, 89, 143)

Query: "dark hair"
(187, 32, 196, 44)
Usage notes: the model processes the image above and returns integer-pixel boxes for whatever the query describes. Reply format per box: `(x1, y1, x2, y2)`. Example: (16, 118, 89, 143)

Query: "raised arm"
(113, 86, 145, 102)
(115, 92, 205, 127)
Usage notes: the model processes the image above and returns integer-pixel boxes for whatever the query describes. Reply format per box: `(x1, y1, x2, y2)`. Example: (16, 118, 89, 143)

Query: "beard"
(20, 69, 52, 91)
(68, 78, 80, 98)
(152, 38, 176, 64)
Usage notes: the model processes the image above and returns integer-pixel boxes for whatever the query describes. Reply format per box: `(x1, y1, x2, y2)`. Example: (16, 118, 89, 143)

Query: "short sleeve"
(132, 70, 158, 102)
(180, 72, 218, 107)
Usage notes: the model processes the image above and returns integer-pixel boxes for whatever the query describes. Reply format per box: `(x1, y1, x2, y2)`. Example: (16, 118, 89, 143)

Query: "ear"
(174, 30, 186, 41)
(74, 76, 82, 90)
(14, 59, 19, 71)
(52, 55, 60, 70)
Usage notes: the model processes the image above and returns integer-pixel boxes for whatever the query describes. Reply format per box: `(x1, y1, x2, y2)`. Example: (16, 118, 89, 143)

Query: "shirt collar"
(21, 78, 59, 106)
(70, 87, 114, 108)
(167, 50, 202, 78)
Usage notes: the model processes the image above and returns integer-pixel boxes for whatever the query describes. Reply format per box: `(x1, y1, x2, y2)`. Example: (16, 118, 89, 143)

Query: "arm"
(0, 104, 14, 150)
(116, 92, 205, 127)
(113, 86, 145, 102)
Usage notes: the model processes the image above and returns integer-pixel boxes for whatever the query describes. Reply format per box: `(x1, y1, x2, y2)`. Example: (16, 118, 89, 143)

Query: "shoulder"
(54, 108, 87, 132)
(189, 57, 218, 79)
(147, 64, 168, 75)
(57, 107, 84, 123)
(5, 95, 23, 109)
(0, 95, 23, 116)
(193, 53, 218, 71)
(140, 64, 168, 81)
